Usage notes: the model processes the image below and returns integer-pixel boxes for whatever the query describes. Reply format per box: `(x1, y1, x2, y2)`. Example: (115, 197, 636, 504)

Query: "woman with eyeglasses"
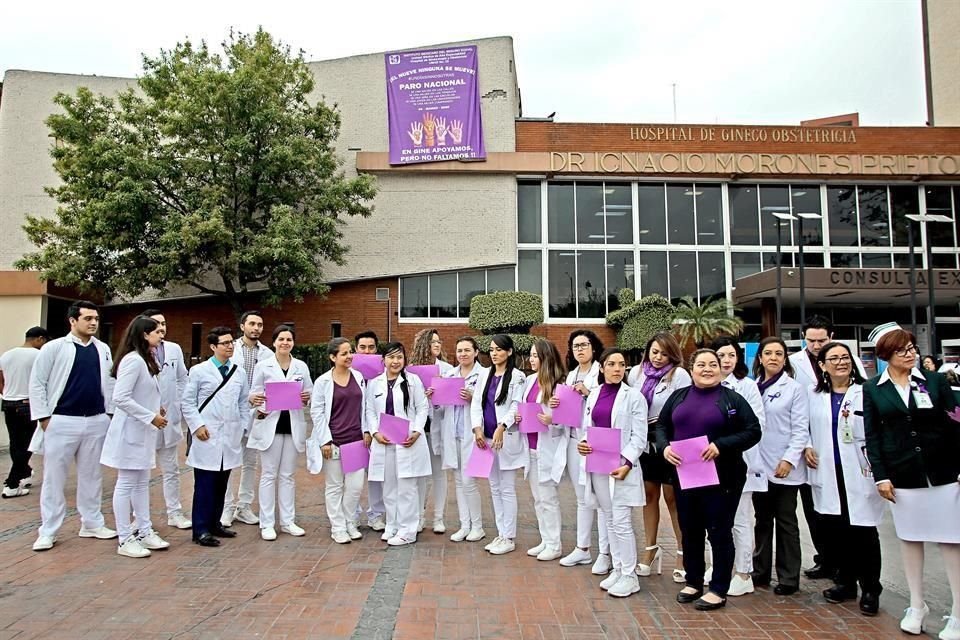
(751, 336, 809, 596)
(862, 323, 960, 638)
(805, 341, 885, 616)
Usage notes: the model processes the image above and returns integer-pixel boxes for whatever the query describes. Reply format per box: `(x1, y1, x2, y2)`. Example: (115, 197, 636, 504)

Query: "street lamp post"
(795, 212, 822, 325)
(906, 213, 954, 356)
(771, 211, 797, 337)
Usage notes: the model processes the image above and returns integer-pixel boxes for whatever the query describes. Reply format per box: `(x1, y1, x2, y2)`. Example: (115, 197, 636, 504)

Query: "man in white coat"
(29, 300, 117, 551)
(143, 309, 191, 529)
(355, 330, 386, 531)
(182, 327, 250, 547)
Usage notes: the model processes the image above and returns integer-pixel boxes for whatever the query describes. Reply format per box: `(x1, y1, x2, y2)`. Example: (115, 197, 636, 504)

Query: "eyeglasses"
(572, 342, 591, 350)
(216, 340, 234, 347)
(824, 355, 851, 364)
(894, 344, 918, 357)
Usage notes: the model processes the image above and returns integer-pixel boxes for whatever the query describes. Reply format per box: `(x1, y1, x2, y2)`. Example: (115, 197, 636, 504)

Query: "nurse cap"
(867, 322, 903, 344)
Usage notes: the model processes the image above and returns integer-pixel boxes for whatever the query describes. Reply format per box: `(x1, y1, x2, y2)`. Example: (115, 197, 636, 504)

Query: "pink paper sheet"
(551, 384, 585, 427)
(378, 413, 410, 444)
(585, 449, 622, 474)
(586, 426, 621, 452)
(264, 381, 303, 412)
(430, 376, 465, 406)
(518, 402, 547, 433)
(464, 441, 495, 478)
(339, 440, 370, 474)
(406, 365, 440, 389)
(351, 354, 384, 380)
(670, 435, 720, 489)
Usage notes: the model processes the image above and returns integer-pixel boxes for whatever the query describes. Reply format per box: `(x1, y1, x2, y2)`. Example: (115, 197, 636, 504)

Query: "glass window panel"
(638, 251, 668, 298)
(827, 186, 859, 247)
(731, 252, 761, 281)
(933, 253, 958, 268)
(547, 183, 575, 243)
(955, 187, 960, 247)
(486, 267, 514, 293)
(606, 250, 634, 313)
(576, 183, 605, 244)
(763, 252, 793, 269)
(517, 181, 542, 244)
(518, 250, 542, 295)
(729, 185, 760, 245)
(548, 251, 577, 318)
(890, 186, 921, 247)
(858, 186, 890, 248)
(698, 252, 726, 301)
(577, 250, 606, 318)
(893, 254, 916, 269)
(429, 273, 457, 318)
(603, 183, 633, 244)
(925, 186, 955, 247)
(791, 186, 823, 246)
(798, 251, 824, 268)
(458, 271, 486, 317)
(669, 250, 698, 302)
(830, 252, 859, 268)
(400, 276, 428, 318)
(760, 185, 791, 246)
(696, 185, 723, 245)
(860, 253, 891, 268)
(666, 184, 696, 244)
(637, 184, 666, 244)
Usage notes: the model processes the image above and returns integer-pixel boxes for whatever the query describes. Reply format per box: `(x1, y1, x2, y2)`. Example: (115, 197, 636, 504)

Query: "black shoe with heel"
(676, 588, 703, 604)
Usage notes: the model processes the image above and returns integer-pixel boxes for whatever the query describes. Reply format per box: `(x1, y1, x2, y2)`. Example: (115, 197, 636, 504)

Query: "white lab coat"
(155, 340, 188, 449)
(101, 353, 161, 470)
(722, 373, 768, 493)
(181, 359, 250, 472)
(470, 367, 528, 471)
(521, 373, 568, 485)
(436, 363, 487, 471)
(806, 385, 885, 527)
(579, 383, 648, 508)
(756, 374, 810, 485)
(248, 355, 314, 452)
(366, 371, 431, 480)
(310, 367, 367, 447)
(789, 349, 867, 392)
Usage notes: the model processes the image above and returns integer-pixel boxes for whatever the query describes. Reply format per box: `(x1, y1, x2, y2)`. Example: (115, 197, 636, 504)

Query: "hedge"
(605, 290, 676, 351)
(469, 291, 544, 334)
(292, 344, 331, 380)
(473, 333, 536, 356)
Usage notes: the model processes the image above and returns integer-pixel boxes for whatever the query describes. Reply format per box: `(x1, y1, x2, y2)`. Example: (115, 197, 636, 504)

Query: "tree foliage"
(670, 296, 745, 348)
(16, 29, 376, 321)
(605, 290, 675, 350)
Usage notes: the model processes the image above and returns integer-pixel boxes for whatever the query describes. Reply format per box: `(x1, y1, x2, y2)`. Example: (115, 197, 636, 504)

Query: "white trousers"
(367, 480, 385, 517)
(733, 490, 755, 574)
(39, 414, 109, 538)
(324, 454, 366, 535)
(529, 450, 561, 551)
(453, 438, 482, 530)
(488, 445, 518, 539)
(224, 435, 258, 510)
(155, 443, 183, 515)
(114, 468, 151, 542)
(591, 472, 636, 576)
(382, 445, 419, 539)
(257, 434, 298, 529)
(418, 447, 448, 522)
(566, 435, 609, 553)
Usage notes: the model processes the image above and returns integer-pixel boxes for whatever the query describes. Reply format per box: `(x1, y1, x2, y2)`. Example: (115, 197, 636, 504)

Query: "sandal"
(673, 550, 687, 584)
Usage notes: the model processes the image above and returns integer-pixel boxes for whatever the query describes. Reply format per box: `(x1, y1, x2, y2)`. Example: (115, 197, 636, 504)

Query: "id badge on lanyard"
(913, 391, 933, 409)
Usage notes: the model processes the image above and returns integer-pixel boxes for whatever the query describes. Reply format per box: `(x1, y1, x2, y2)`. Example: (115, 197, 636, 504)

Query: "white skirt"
(890, 482, 960, 543)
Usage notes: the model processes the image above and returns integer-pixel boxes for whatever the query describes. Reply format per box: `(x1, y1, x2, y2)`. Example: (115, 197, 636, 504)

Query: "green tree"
(16, 29, 376, 322)
(605, 290, 675, 352)
(670, 296, 745, 347)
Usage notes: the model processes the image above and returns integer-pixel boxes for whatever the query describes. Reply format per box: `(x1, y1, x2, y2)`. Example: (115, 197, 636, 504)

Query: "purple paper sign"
(552, 385, 585, 427)
(518, 402, 547, 434)
(670, 436, 720, 490)
(264, 381, 303, 412)
(351, 354, 384, 381)
(586, 449, 622, 474)
(385, 46, 486, 166)
(406, 365, 440, 390)
(378, 413, 410, 444)
(464, 441, 495, 479)
(587, 427, 621, 453)
(430, 376, 465, 406)
(339, 440, 370, 474)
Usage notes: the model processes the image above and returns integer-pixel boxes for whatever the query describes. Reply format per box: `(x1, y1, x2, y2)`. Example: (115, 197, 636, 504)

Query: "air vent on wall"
(375, 288, 390, 301)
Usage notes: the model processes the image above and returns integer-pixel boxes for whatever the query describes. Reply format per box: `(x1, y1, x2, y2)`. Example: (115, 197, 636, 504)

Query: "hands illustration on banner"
(407, 121, 424, 146)
(435, 116, 448, 146)
(449, 119, 463, 144)
(422, 112, 436, 146)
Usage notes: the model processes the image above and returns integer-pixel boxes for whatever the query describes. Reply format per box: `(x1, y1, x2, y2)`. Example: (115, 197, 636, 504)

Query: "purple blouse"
(671, 384, 725, 441)
(591, 383, 621, 429)
(483, 375, 502, 439)
(526, 380, 540, 449)
(329, 375, 363, 446)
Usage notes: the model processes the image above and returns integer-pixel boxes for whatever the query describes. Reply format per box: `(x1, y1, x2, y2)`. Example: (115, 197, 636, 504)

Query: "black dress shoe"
(751, 573, 771, 587)
(193, 533, 221, 547)
(694, 595, 727, 611)
(823, 585, 858, 603)
(804, 563, 838, 580)
(211, 526, 237, 538)
(774, 584, 799, 596)
(676, 588, 703, 604)
(859, 592, 880, 616)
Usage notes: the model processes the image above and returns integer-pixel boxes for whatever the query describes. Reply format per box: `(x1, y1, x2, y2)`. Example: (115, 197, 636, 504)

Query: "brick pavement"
(0, 454, 919, 640)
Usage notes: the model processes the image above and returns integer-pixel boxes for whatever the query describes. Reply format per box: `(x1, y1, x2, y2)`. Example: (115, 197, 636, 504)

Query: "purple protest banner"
(385, 46, 486, 166)
(264, 381, 303, 412)
(551, 385, 585, 427)
(518, 402, 547, 434)
(464, 441, 495, 479)
(351, 354, 384, 381)
(378, 413, 410, 444)
(406, 365, 439, 390)
(339, 440, 370, 474)
(430, 376, 465, 406)
(585, 449, 622, 474)
(670, 435, 720, 490)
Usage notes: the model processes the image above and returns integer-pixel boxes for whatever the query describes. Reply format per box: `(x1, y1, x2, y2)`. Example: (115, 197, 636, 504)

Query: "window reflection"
(458, 271, 486, 317)
(518, 250, 541, 295)
(576, 183, 605, 244)
(858, 186, 890, 248)
(670, 250, 698, 302)
(696, 185, 723, 245)
(667, 185, 696, 244)
(603, 183, 633, 244)
(606, 250, 634, 312)
(638, 251, 668, 298)
(637, 184, 667, 244)
(729, 185, 760, 245)
(401, 276, 428, 318)
(698, 252, 726, 300)
(548, 250, 577, 318)
(578, 250, 606, 318)
(429, 273, 457, 318)
(548, 183, 575, 243)
(517, 181, 541, 244)
(828, 186, 858, 247)
(760, 185, 790, 246)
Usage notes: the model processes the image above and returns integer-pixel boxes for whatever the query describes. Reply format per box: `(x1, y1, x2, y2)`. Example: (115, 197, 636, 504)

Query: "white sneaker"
(32, 535, 55, 551)
(484, 536, 502, 551)
(466, 528, 486, 542)
(347, 523, 363, 540)
(19, 472, 34, 488)
(235, 505, 259, 525)
(78, 526, 117, 540)
(450, 528, 469, 542)
(2, 486, 29, 498)
(418, 518, 424, 533)
(432, 519, 445, 534)
(941, 615, 960, 640)
(527, 541, 546, 557)
(117, 536, 151, 558)
(220, 507, 235, 528)
(608, 574, 641, 598)
(703, 566, 714, 586)
(537, 547, 563, 562)
(489, 537, 515, 555)
(137, 530, 170, 550)
(381, 529, 397, 542)
(592, 553, 612, 575)
(167, 511, 192, 529)
(331, 531, 351, 544)
(261, 527, 277, 541)
(560, 548, 592, 567)
(368, 514, 386, 531)
(901, 604, 929, 635)
(599, 572, 620, 591)
(280, 523, 305, 537)
(387, 534, 415, 546)
(727, 574, 754, 597)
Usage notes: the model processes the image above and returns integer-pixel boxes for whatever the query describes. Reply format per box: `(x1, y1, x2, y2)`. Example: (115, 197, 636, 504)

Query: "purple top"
(386, 378, 397, 416)
(831, 391, 844, 467)
(483, 375, 502, 439)
(672, 384, 725, 441)
(526, 379, 540, 450)
(330, 376, 363, 446)
(591, 383, 621, 429)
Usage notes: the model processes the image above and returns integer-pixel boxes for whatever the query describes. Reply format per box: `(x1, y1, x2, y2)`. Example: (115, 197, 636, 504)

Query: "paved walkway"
(0, 454, 940, 639)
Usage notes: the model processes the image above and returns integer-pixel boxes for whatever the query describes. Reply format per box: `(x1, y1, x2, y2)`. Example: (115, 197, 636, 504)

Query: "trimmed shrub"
(473, 333, 537, 356)
(605, 291, 676, 351)
(469, 291, 544, 335)
(292, 344, 330, 380)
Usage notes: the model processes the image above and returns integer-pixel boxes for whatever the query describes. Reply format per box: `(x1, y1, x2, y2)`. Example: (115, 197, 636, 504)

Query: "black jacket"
(655, 385, 762, 491)
(863, 370, 959, 489)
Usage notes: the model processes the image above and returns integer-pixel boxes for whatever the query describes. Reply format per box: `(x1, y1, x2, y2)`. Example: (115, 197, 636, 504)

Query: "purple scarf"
(640, 361, 673, 406)
(757, 370, 784, 394)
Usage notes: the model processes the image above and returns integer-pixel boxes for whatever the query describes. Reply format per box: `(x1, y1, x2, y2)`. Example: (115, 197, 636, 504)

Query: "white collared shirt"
(877, 367, 925, 407)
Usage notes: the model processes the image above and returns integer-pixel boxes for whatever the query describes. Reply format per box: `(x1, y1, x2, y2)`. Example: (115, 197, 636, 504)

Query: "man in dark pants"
(0, 326, 49, 497)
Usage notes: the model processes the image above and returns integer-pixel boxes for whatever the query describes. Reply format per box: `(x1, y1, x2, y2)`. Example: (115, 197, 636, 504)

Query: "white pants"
(529, 450, 561, 551)
(382, 445, 419, 539)
(324, 454, 365, 535)
(453, 438, 482, 531)
(488, 445, 518, 539)
(591, 472, 636, 576)
(156, 443, 183, 515)
(733, 491, 755, 574)
(418, 447, 447, 522)
(224, 435, 258, 510)
(367, 480, 385, 517)
(566, 435, 609, 553)
(39, 414, 109, 538)
(114, 468, 151, 542)
(257, 434, 298, 529)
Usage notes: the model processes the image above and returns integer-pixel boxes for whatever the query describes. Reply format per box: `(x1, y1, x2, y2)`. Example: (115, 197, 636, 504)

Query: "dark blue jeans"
(675, 484, 741, 597)
(192, 467, 231, 539)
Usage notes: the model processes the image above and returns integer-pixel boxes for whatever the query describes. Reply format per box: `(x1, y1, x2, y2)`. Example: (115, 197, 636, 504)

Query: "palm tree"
(671, 296, 745, 348)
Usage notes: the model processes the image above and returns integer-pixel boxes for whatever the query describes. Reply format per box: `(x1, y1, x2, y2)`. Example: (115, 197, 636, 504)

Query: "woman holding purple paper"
(576, 348, 647, 598)
(657, 349, 761, 611)
(248, 325, 314, 541)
